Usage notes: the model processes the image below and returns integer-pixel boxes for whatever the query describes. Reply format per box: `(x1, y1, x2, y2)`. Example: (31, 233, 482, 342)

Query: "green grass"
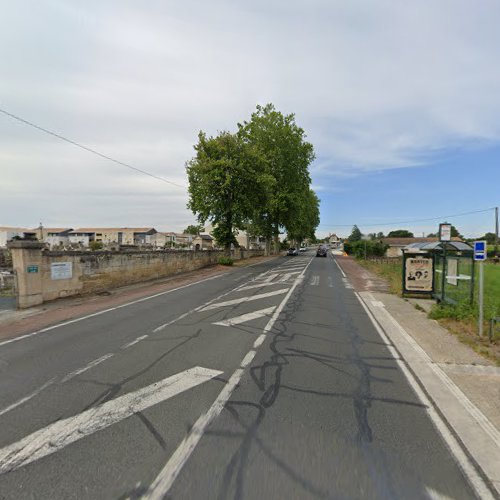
(357, 259, 402, 295)
(357, 257, 500, 363)
(482, 262, 500, 319)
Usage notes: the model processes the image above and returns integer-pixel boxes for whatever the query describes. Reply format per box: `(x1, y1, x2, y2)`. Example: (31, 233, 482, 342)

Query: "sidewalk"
(0, 255, 278, 343)
(335, 254, 500, 496)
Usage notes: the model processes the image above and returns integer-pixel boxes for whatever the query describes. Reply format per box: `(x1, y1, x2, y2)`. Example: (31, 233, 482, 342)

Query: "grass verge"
(356, 257, 500, 365)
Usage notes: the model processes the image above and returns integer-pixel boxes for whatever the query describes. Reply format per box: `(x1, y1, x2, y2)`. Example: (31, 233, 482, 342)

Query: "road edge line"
(354, 291, 496, 500)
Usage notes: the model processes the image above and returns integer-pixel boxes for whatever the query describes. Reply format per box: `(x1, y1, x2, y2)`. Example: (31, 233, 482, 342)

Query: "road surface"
(0, 251, 480, 499)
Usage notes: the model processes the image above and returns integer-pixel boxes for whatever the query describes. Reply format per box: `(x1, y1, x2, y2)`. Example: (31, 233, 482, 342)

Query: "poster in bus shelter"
(404, 256, 433, 292)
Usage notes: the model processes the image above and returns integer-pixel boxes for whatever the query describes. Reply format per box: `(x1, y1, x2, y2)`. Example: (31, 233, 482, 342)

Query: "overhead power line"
(318, 207, 496, 228)
(0, 107, 186, 189)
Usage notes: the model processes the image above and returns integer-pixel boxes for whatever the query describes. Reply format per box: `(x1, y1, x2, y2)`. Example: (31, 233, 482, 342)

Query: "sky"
(1, 0, 499, 238)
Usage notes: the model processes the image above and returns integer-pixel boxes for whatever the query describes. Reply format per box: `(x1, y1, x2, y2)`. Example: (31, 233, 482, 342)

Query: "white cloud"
(1, 0, 499, 227)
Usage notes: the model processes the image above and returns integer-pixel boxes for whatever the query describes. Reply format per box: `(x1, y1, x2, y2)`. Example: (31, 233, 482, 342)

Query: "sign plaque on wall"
(51, 262, 73, 280)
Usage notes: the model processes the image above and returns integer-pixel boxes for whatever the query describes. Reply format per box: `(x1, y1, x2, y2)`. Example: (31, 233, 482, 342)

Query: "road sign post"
(473, 241, 487, 337)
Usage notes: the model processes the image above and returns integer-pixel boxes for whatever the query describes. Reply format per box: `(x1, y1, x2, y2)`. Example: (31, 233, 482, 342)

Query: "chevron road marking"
(0, 366, 222, 475)
(213, 307, 276, 327)
(200, 289, 289, 311)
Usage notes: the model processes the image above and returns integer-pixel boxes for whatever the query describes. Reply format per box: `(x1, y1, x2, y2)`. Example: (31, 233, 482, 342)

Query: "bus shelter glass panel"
(434, 252, 473, 305)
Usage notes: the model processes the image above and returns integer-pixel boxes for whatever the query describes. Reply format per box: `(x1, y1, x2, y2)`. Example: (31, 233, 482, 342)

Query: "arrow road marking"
(200, 288, 289, 311)
(213, 306, 277, 327)
(0, 366, 222, 475)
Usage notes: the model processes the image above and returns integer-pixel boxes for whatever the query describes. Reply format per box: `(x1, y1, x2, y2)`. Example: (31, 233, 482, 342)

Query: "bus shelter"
(403, 241, 474, 304)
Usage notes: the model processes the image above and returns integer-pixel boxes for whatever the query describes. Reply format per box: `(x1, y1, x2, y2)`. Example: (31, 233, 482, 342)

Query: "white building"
(0, 227, 32, 248)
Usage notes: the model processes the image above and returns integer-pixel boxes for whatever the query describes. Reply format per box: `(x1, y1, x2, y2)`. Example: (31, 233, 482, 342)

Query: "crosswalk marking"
(213, 306, 277, 326)
(0, 366, 222, 475)
(200, 288, 289, 311)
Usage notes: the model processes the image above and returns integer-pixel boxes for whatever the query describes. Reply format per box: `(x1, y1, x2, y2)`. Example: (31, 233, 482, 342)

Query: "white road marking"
(0, 273, 227, 349)
(200, 288, 289, 311)
(355, 292, 495, 499)
(121, 334, 149, 349)
(263, 273, 280, 282)
(213, 307, 276, 327)
(425, 486, 455, 500)
(278, 271, 301, 282)
(327, 276, 334, 288)
(0, 378, 56, 417)
(143, 257, 314, 500)
(333, 258, 347, 278)
(0, 366, 222, 475)
(61, 353, 114, 383)
(370, 300, 385, 307)
(276, 265, 306, 271)
(342, 277, 353, 289)
(237, 281, 282, 291)
(309, 275, 319, 286)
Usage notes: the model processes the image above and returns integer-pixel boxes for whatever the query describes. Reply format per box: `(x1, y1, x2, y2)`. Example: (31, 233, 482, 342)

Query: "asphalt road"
(0, 251, 478, 499)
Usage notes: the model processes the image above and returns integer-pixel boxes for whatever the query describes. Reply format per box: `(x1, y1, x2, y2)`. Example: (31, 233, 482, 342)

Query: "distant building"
(381, 237, 463, 257)
(69, 227, 157, 246)
(42, 228, 73, 248)
(204, 223, 266, 249)
(0, 227, 32, 248)
(192, 234, 214, 250)
(328, 233, 342, 248)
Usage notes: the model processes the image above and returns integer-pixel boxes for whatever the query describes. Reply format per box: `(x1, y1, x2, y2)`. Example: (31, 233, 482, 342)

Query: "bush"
(218, 256, 234, 266)
(344, 240, 388, 259)
(89, 241, 103, 251)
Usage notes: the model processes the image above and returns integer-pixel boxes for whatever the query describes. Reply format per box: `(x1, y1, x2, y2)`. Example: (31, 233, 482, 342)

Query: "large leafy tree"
(186, 131, 263, 252)
(238, 104, 316, 251)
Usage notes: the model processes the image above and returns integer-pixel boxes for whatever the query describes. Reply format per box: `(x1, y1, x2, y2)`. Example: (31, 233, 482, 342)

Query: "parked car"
(316, 245, 327, 257)
(299, 247, 307, 252)
(287, 247, 299, 256)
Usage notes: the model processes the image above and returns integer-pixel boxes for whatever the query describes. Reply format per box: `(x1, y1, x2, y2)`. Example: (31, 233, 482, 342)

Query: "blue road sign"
(473, 241, 487, 261)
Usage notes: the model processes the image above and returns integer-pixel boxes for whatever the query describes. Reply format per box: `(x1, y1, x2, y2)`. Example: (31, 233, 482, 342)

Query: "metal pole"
(478, 261, 484, 337)
(495, 206, 499, 257)
(441, 244, 447, 303)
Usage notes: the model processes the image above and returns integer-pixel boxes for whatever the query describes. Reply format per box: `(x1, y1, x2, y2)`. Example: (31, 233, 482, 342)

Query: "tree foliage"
(238, 104, 316, 248)
(186, 104, 319, 253)
(183, 224, 204, 235)
(348, 225, 363, 242)
(387, 229, 414, 238)
(186, 131, 263, 251)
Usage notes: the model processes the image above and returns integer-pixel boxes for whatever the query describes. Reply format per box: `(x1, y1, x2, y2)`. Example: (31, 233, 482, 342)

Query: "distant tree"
(376, 231, 385, 239)
(348, 225, 362, 242)
(183, 224, 204, 235)
(478, 232, 496, 244)
(450, 225, 463, 238)
(426, 232, 437, 238)
(387, 229, 414, 238)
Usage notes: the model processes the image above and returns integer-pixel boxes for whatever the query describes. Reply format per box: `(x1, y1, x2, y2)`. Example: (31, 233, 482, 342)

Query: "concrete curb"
(358, 290, 500, 498)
